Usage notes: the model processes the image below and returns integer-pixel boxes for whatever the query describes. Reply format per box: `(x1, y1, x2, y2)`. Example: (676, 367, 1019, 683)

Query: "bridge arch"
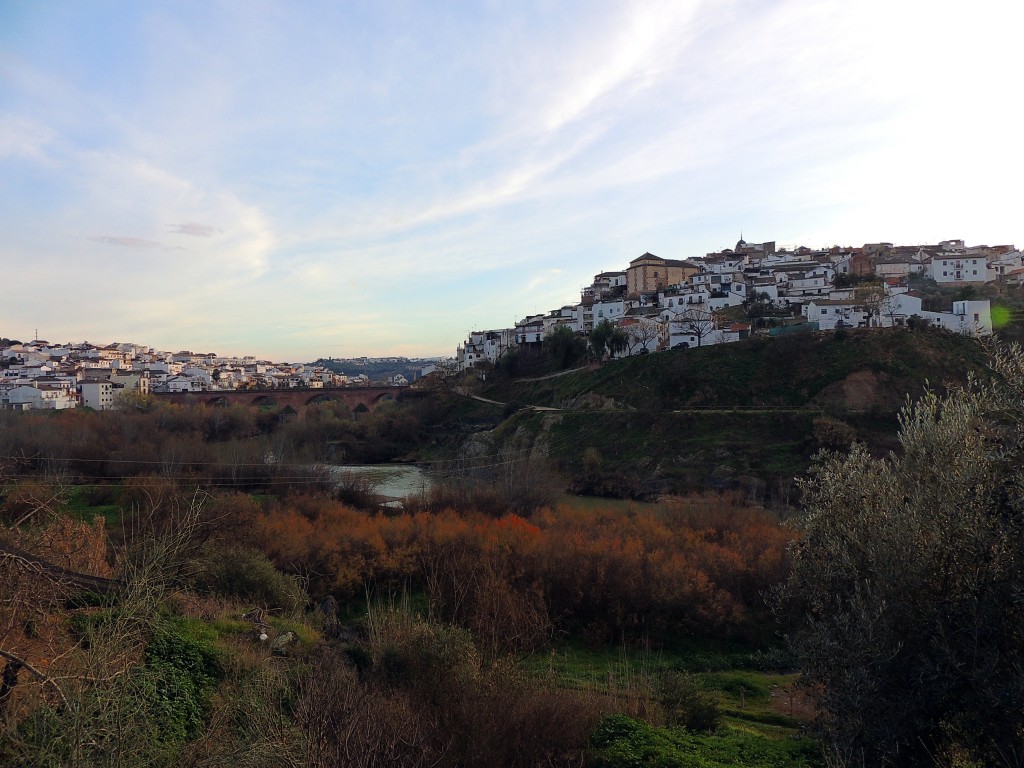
(304, 391, 347, 407)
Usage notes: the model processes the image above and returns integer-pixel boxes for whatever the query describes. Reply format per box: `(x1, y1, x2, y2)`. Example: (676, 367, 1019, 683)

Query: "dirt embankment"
(812, 370, 899, 411)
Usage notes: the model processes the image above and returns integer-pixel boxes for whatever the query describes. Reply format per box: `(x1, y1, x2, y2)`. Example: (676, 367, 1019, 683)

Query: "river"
(327, 463, 434, 501)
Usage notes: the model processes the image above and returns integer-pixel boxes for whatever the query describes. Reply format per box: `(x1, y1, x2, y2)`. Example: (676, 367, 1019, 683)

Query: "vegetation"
(1, 419, 811, 766)
(590, 714, 822, 768)
(776, 343, 1024, 766)
(461, 327, 989, 500)
(4, 329, 1023, 766)
(544, 324, 589, 370)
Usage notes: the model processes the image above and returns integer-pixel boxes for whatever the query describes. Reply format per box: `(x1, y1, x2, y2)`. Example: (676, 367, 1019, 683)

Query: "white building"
(456, 328, 516, 370)
(930, 255, 987, 284)
(80, 380, 120, 410)
(2, 383, 77, 410)
(591, 298, 626, 324)
(803, 300, 868, 330)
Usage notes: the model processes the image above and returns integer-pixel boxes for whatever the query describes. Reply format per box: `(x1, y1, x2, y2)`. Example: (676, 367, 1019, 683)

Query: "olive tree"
(777, 346, 1024, 766)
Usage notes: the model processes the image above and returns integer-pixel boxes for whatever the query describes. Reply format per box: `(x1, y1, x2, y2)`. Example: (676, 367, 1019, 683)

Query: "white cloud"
(0, 116, 54, 161)
(88, 236, 163, 248)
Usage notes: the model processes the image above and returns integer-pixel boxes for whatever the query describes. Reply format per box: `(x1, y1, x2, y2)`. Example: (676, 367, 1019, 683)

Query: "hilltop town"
(0, 342, 435, 411)
(3, 237, 1016, 413)
(456, 238, 1013, 369)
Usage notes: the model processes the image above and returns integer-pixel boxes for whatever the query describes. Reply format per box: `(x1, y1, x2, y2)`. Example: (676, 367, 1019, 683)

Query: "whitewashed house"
(930, 255, 987, 284)
(79, 380, 120, 410)
(803, 300, 868, 330)
(3, 383, 77, 410)
(591, 299, 626, 325)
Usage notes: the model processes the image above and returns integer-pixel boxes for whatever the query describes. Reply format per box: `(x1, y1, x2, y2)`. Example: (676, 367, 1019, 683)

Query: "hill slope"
(456, 328, 990, 501)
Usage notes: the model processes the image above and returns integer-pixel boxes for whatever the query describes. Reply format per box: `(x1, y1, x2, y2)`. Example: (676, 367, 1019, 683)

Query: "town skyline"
(2, 1, 1021, 360)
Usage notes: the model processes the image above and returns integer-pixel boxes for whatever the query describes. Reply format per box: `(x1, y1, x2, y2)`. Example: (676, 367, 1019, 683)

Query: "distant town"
(455, 237, 1011, 370)
(4, 236, 1017, 412)
(0, 342, 438, 411)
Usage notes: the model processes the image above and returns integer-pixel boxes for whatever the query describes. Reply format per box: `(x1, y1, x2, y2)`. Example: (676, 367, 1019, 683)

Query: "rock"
(270, 631, 296, 654)
(319, 595, 339, 638)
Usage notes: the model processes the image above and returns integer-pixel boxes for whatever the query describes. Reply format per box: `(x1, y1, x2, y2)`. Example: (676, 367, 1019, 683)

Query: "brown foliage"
(251, 492, 794, 644)
(297, 635, 600, 768)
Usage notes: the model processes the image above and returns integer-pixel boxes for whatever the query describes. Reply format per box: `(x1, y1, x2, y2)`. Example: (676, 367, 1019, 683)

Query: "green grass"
(522, 640, 819, 765)
(555, 493, 659, 514)
(589, 714, 823, 767)
(699, 670, 806, 731)
(64, 486, 124, 527)
(267, 615, 322, 645)
(208, 617, 253, 637)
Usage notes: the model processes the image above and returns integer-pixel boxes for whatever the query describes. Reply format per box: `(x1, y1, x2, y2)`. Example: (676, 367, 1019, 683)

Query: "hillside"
(447, 328, 991, 501)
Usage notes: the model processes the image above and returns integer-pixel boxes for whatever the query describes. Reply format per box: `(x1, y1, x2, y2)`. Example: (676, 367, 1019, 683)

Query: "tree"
(621, 316, 661, 356)
(854, 282, 887, 327)
(543, 324, 586, 370)
(776, 345, 1024, 766)
(671, 307, 717, 347)
(589, 320, 627, 361)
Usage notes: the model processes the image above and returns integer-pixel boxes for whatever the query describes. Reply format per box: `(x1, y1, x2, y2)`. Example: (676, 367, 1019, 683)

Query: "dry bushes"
(296, 605, 600, 768)
(249, 492, 793, 645)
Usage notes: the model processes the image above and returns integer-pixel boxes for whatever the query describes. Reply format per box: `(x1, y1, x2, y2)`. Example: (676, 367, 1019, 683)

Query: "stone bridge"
(155, 385, 412, 413)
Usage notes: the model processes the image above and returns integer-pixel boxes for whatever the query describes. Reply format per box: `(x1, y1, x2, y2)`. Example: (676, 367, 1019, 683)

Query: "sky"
(1, 0, 1022, 362)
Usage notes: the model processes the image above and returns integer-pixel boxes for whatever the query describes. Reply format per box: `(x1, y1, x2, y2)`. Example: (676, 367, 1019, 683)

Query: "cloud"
(88, 235, 163, 248)
(169, 222, 220, 237)
(533, 1, 701, 135)
(525, 268, 565, 294)
(0, 116, 55, 161)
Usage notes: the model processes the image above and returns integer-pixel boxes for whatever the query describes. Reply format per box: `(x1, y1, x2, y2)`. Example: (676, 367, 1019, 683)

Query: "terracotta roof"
(629, 252, 660, 264)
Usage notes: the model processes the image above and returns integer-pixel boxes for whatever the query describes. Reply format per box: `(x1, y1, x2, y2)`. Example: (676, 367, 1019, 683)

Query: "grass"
(590, 714, 823, 768)
(64, 486, 124, 527)
(555, 493, 658, 514)
(542, 409, 815, 497)
(267, 615, 322, 645)
(522, 639, 820, 766)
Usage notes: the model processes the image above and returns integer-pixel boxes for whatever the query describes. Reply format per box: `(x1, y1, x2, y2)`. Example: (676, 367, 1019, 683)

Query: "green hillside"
(486, 327, 988, 411)
(457, 328, 991, 501)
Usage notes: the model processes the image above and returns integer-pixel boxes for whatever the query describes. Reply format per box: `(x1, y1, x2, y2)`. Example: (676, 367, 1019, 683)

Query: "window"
(821, 309, 828, 315)
(943, 271, 948, 277)
(974, 313, 980, 322)
(973, 270, 977, 275)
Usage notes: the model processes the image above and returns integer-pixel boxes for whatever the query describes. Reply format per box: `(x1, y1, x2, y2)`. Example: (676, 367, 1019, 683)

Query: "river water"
(327, 464, 434, 500)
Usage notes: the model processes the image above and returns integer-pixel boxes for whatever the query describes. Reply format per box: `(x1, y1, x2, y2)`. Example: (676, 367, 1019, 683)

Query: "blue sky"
(1, 0, 1021, 361)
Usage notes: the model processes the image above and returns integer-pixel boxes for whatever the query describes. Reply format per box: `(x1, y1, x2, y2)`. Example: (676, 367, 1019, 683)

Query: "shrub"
(777, 354, 1024, 766)
(191, 544, 308, 614)
(657, 671, 721, 732)
(365, 599, 480, 700)
(143, 619, 224, 744)
(811, 416, 856, 450)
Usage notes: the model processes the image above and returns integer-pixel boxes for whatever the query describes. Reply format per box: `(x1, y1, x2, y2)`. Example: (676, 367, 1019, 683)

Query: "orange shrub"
(250, 493, 794, 643)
